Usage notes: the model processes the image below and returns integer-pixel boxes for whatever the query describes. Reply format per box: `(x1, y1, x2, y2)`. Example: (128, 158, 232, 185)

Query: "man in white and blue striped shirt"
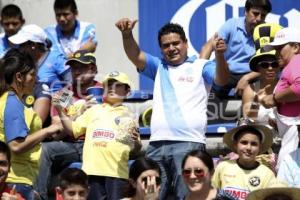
(45, 0, 97, 59)
(116, 18, 229, 199)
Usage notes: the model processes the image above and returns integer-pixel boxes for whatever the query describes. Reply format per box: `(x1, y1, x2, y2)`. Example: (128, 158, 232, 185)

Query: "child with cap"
(55, 168, 89, 200)
(52, 71, 142, 200)
(212, 121, 277, 200)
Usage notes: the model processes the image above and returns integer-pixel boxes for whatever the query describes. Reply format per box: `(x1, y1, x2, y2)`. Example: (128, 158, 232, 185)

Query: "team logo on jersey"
(249, 176, 260, 187)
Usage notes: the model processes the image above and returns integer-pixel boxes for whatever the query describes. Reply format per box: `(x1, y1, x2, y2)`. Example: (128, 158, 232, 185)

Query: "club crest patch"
(249, 176, 260, 187)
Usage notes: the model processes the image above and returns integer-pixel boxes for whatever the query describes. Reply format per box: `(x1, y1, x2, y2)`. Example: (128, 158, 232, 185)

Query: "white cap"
(9, 24, 48, 46)
(267, 27, 300, 47)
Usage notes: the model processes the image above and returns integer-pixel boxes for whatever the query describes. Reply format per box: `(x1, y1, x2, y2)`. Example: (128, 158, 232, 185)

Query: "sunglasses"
(182, 168, 205, 179)
(142, 176, 161, 186)
(257, 61, 279, 69)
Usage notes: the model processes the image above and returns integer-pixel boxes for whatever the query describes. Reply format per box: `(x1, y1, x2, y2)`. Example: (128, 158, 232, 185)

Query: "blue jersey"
(45, 20, 97, 57)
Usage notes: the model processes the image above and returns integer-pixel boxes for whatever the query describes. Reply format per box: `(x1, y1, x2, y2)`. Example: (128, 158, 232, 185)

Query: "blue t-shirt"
(37, 48, 71, 92)
(217, 17, 255, 74)
(0, 33, 10, 58)
(45, 20, 97, 57)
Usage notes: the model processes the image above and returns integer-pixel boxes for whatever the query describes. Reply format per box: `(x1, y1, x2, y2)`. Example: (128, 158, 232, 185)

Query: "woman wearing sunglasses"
(122, 157, 161, 200)
(181, 150, 237, 200)
(242, 48, 280, 126)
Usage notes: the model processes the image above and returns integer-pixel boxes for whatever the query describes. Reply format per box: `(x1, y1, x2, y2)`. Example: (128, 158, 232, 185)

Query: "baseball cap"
(66, 50, 96, 66)
(9, 24, 50, 47)
(265, 27, 300, 49)
(103, 71, 132, 89)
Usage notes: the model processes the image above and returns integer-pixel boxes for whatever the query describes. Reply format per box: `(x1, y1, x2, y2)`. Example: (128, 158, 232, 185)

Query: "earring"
(32, 46, 35, 50)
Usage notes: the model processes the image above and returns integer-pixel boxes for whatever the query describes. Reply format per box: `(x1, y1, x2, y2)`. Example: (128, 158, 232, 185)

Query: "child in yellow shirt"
(212, 121, 277, 200)
(53, 71, 142, 200)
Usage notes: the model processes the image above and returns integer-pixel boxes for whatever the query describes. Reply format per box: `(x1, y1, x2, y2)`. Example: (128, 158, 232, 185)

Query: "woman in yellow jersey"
(0, 48, 61, 200)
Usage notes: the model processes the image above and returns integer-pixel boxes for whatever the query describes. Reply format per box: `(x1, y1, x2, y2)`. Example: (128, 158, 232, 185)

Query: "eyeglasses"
(182, 168, 205, 179)
(257, 61, 279, 69)
(142, 176, 161, 186)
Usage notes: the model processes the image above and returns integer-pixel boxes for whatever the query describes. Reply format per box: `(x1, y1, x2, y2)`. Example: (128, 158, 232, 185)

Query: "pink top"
(275, 54, 300, 116)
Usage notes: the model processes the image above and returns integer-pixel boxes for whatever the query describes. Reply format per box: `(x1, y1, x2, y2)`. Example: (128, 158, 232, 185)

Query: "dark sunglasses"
(142, 176, 161, 185)
(257, 61, 279, 69)
(182, 168, 205, 179)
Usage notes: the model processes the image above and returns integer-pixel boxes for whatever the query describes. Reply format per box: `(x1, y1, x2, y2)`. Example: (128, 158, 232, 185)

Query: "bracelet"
(273, 93, 279, 105)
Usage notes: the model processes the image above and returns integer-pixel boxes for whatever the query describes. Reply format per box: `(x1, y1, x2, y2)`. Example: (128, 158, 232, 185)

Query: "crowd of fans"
(0, 0, 300, 199)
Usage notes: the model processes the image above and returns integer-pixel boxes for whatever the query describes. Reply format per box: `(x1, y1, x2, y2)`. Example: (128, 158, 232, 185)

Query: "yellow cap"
(103, 71, 132, 88)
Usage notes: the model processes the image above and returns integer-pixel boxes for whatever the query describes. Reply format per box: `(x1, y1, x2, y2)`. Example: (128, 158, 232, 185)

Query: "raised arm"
(115, 18, 146, 71)
(213, 33, 229, 86)
(199, 37, 214, 59)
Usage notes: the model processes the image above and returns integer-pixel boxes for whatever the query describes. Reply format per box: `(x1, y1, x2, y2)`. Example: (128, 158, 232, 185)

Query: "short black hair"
(58, 168, 88, 190)
(54, 0, 77, 13)
(0, 141, 11, 162)
(245, 0, 272, 13)
(234, 126, 263, 142)
(1, 4, 24, 20)
(158, 23, 187, 47)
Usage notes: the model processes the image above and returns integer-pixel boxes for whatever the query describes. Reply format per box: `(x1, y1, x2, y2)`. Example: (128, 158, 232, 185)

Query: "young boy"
(0, 141, 24, 200)
(212, 122, 277, 200)
(53, 71, 142, 200)
(0, 4, 25, 58)
(56, 168, 89, 200)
